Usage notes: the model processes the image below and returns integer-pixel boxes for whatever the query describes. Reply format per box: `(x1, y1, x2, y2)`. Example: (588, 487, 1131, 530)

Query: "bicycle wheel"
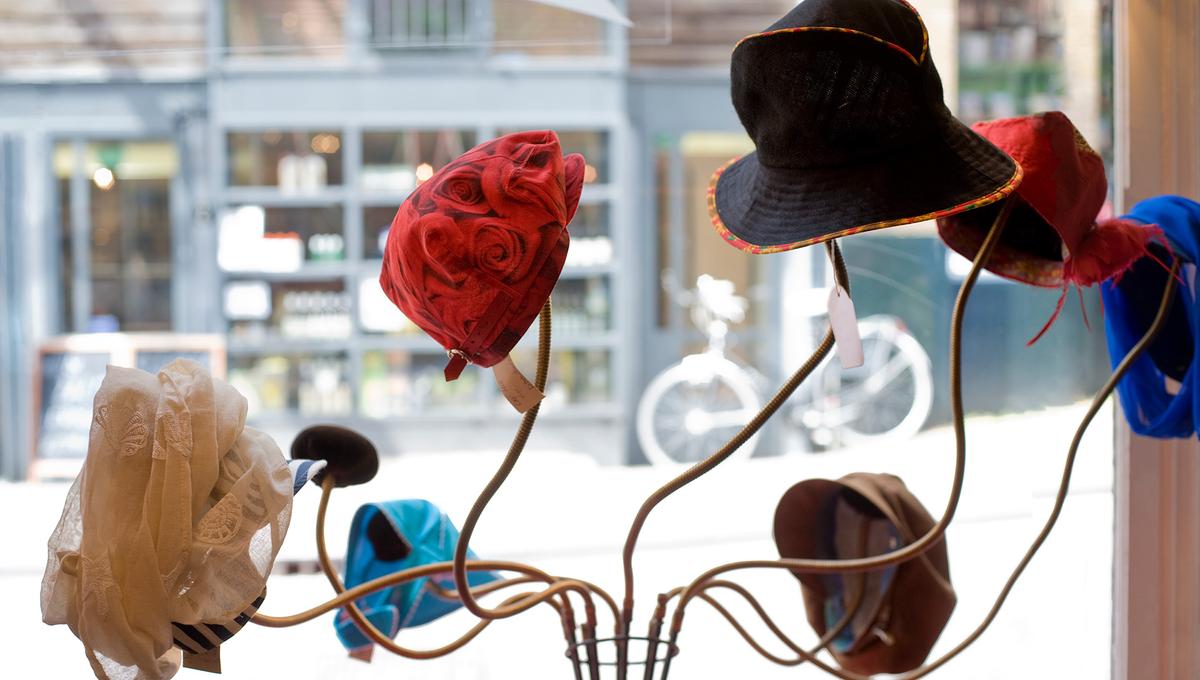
(636, 355, 763, 467)
(806, 316, 933, 446)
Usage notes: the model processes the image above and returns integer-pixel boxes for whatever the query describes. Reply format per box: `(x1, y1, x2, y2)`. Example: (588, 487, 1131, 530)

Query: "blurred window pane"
(228, 353, 353, 418)
(53, 140, 177, 333)
(225, 0, 346, 59)
(228, 131, 344, 188)
(360, 129, 477, 193)
(498, 129, 610, 184)
(492, 0, 607, 58)
(369, 0, 473, 49)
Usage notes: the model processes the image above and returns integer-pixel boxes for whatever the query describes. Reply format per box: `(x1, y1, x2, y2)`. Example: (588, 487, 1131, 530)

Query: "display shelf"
(227, 338, 351, 355)
(221, 263, 351, 281)
(222, 186, 347, 206)
(359, 192, 413, 207)
(559, 264, 614, 278)
(216, 123, 622, 424)
(355, 260, 613, 279)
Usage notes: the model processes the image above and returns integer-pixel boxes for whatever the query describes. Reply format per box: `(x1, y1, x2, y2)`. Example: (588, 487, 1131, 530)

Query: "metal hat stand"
(250, 196, 1180, 679)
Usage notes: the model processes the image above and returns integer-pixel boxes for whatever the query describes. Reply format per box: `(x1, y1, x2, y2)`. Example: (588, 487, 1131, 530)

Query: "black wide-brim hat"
(711, 0, 1021, 254)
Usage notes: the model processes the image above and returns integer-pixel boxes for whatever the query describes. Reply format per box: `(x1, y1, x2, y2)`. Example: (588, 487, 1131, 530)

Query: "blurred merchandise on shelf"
(564, 236, 613, 268)
(509, 349, 612, 409)
(570, 203, 610, 238)
(219, 205, 344, 272)
(308, 233, 345, 261)
(358, 277, 419, 334)
(228, 282, 350, 341)
(499, 129, 609, 184)
(212, 125, 619, 424)
(223, 281, 272, 321)
(277, 152, 327, 193)
(543, 278, 611, 334)
(361, 129, 477, 193)
(361, 351, 486, 417)
(228, 130, 344, 187)
(228, 353, 352, 418)
(279, 290, 352, 339)
(362, 207, 396, 258)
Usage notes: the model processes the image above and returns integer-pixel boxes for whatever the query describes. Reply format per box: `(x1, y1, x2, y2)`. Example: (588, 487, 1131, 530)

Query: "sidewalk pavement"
(2, 403, 1114, 678)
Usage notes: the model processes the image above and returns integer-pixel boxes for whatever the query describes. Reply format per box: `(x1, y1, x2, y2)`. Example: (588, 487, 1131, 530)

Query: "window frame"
(1112, 0, 1200, 677)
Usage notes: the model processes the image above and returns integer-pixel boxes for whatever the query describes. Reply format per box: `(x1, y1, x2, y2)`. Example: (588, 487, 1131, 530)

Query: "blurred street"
(3, 402, 1114, 679)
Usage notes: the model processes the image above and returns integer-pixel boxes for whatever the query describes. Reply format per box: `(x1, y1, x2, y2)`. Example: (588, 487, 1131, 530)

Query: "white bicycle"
(636, 275, 934, 467)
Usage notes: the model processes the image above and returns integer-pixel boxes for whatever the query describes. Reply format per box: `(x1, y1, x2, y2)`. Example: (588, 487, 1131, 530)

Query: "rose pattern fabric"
(379, 130, 585, 376)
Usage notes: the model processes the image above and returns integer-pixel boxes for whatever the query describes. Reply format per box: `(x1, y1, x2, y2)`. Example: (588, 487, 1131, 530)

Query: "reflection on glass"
(225, 0, 347, 59)
(360, 129, 476, 193)
(228, 353, 352, 418)
(227, 130, 344, 188)
(360, 351, 486, 417)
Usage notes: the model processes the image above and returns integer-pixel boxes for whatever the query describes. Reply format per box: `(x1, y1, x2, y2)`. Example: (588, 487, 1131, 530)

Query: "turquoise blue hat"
(334, 500, 499, 655)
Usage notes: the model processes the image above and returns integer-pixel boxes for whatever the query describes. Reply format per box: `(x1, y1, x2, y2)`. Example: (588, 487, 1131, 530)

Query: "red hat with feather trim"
(937, 111, 1164, 341)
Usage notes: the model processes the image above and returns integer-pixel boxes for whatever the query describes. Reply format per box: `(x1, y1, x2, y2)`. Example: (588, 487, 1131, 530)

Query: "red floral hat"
(937, 112, 1164, 342)
(379, 130, 585, 381)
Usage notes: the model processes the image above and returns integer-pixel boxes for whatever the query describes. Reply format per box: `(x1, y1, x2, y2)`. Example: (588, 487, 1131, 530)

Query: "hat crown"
(762, 0, 927, 61)
(732, 0, 947, 170)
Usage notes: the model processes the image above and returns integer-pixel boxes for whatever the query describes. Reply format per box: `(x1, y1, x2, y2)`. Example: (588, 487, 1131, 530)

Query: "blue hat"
(1101, 195, 1198, 438)
(334, 500, 499, 656)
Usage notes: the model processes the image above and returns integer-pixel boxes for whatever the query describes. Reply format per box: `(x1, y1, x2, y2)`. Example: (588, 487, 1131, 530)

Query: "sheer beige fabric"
(41, 359, 297, 680)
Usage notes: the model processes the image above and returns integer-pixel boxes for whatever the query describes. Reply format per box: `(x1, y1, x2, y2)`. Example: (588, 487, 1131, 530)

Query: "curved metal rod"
(657, 197, 1015, 677)
(446, 304, 600, 614)
(901, 257, 1183, 679)
(307, 471, 605, 669)
(664, 225, 1179, 680)
(432, 574, 620, 627)
(253, 560, 572, 627)
(699, 594, 796, 666)
(428, 575, 541, 600)
(644, 577, 862, 676)
(703, 579, 863, 664)
(620, 240, 852, 637)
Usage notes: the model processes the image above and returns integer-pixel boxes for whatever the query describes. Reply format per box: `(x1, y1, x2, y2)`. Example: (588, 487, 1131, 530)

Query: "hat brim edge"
(708, 144, 1024, 256)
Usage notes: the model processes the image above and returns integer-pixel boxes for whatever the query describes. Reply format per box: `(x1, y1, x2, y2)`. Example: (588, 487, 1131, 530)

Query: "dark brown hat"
(773, 473, 955, 675)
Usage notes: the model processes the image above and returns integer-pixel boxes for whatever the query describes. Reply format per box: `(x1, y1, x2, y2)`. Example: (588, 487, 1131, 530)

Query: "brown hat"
(773, 473, 955, 675)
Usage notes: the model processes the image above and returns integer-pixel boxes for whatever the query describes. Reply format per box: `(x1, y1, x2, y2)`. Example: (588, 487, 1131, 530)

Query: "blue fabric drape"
(1101, 195, 1200, 438)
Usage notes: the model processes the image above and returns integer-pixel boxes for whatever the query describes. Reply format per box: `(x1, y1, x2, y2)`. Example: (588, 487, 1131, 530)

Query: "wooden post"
(1113, 1, 1200, 678)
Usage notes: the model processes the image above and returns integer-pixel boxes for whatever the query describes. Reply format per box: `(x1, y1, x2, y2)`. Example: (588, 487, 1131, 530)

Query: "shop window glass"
(53, 140, 177, 333)
(491, 0, 607, 58)
(360, 129, 477, 193)
(227, 131, 344, 188)
(225, 0, 347, 59)
(369, 0, 475, 49)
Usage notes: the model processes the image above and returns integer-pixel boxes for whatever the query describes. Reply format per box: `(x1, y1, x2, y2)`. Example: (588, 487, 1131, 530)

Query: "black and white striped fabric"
(172, 590, 265, 656)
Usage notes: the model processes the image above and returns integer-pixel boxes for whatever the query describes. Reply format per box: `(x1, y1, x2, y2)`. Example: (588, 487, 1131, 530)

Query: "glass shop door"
(53, 139, 180, 333)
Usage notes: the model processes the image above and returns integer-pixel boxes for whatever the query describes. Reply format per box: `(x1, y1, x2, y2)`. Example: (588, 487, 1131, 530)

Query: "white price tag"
(827, 285, 864, 369)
